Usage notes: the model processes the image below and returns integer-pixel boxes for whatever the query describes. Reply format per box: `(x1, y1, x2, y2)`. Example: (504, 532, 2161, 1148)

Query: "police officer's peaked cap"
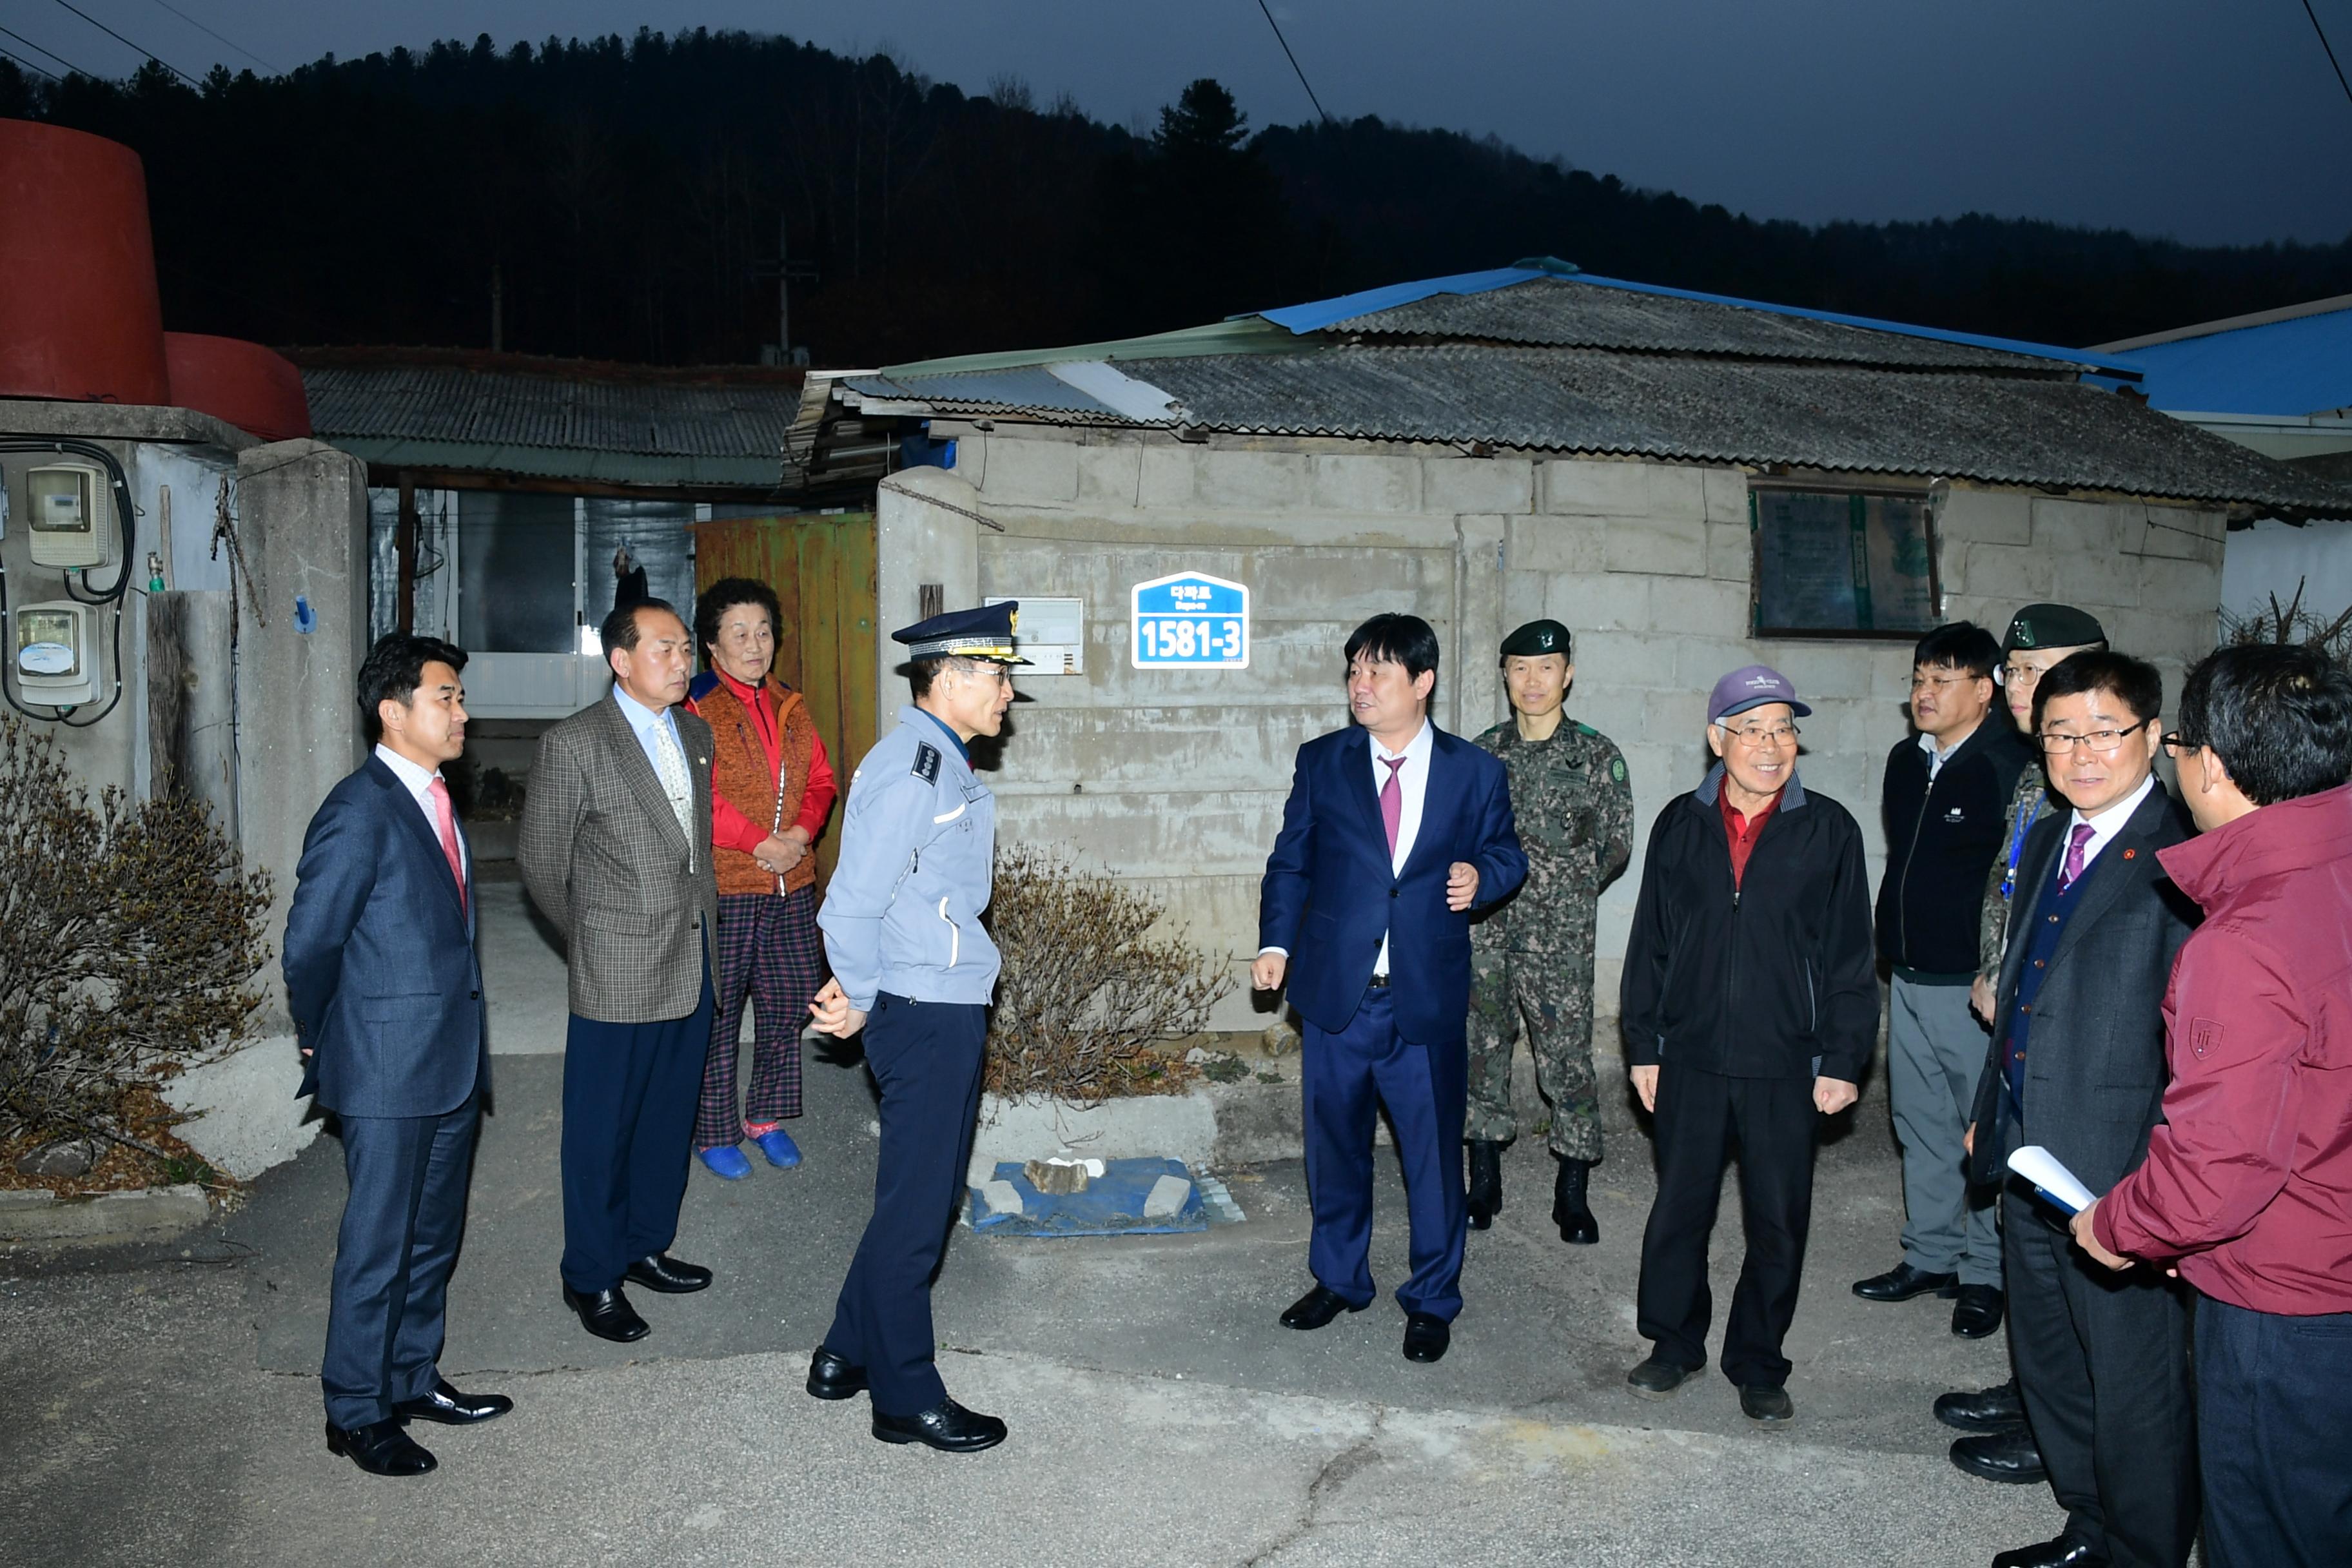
(892, 600, 1032, 664)
(2001, 603, 2107, 654)
(1499, 619, 1573, 660)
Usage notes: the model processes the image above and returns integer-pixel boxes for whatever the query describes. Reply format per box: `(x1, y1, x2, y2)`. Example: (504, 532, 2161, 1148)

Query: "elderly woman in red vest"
(685, 577, 838, 1179)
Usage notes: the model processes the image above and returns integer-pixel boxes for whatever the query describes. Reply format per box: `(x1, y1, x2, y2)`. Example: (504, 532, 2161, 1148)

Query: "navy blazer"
(1259, 721, 1525, 1044)
(286, 756, 488, 1119)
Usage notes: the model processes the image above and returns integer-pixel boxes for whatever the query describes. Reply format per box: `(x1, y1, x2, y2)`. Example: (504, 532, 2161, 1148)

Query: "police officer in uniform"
(1464, 620, 1635, 1242)
(805, 602, 1025, 1455)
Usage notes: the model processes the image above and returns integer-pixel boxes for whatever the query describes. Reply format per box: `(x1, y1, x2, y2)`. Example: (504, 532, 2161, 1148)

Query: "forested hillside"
(5, 28, 2346, 367)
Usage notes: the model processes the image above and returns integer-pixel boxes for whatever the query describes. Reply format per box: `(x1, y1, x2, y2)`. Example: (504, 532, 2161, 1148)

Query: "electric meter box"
(14, 600, 98, 705)
(23, 462, 115, 571)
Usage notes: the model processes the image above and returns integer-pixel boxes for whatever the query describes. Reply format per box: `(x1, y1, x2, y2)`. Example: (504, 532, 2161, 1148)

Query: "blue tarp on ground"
(968, 1156, 1207, 1238)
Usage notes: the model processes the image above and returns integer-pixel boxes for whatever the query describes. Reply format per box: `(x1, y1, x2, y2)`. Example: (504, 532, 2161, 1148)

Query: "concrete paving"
(0, 890, 2072, 1566)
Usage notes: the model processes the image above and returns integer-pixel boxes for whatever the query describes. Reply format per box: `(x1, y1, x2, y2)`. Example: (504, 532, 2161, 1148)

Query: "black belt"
(1367, 974, 1391, 989)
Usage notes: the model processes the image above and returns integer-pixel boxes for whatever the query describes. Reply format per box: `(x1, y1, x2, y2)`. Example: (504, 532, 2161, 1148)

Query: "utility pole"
(754, 213, 818, 364)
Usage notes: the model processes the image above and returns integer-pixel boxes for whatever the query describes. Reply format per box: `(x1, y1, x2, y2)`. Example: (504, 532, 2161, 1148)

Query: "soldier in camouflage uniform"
(1465, 619, 1635, 1244)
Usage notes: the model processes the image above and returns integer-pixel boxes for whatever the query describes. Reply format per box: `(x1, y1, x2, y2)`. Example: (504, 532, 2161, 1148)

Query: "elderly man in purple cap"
(1619, 664, 1877, 1425)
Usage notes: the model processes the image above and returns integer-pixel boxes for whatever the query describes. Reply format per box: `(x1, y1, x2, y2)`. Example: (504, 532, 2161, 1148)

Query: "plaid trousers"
(694, 886, 824, 1149)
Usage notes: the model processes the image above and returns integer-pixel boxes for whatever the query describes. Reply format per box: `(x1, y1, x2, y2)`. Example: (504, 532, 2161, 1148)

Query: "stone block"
(1503, 569, 1549, 627)
(0, 1183, 210, 1244)
(1195, 449, 1310, 510)
(1709, 522, 1750, 582)
(979, 435, 1080, 505)
(1576, 631, 1685, 691)
(2138, 554, 2222, 614)
(2032, 497, 2124, 553)
(2041, 544, 2141, 611)
(1673, 636, 1761, 690)
(1137, 445, 1195, 509)
(979, 1179, 1025, 1217)
(1756, 642, 1877, 700)
(1959, 542, 2055, 602)
(1703, 468, 1749, 525)
(1937, 488, 2032, 547)
(1564, 689, 1647, 747)
(1647, 576, 1750, 635)
(1142, 1173, 1193, 1219)
(1546, 571, 1651, 632)
(1604, 514, 1707, 577)
(1507, 515, 1604, 574)
(1075, 443, 1144, 507)
(1308, 453, 1420, 513)
(1643, 689, 1710, 743)
(2130, 507, 2224, 563)
(1542, 458, 1708, 520)
(1424, 456, 1534, 515)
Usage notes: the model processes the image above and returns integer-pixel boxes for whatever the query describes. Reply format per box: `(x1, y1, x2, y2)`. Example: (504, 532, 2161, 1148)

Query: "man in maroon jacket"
(2075, 643, 2352, 1568)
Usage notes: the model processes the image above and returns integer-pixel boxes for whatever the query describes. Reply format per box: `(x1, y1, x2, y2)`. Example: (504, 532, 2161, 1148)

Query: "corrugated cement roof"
(846, 346, 2352, 514)
(303, 364, 801, 459)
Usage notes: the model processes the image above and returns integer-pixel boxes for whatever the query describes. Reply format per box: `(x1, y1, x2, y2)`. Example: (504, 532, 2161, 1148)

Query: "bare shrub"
(2222, 576, 2352, 672)
(983, 844, 1232, 1103)
(0, 716, 272, 1161)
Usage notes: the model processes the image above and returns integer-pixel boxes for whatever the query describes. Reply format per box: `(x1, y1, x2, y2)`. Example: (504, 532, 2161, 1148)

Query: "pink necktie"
(428, 775, 466, 910)
(2057, 821, 2094, 891)
(1380, 756, 1406, 857)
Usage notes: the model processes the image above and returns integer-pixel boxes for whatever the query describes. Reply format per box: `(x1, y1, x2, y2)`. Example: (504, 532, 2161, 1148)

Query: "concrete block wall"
(915, 424, 2227, 1049)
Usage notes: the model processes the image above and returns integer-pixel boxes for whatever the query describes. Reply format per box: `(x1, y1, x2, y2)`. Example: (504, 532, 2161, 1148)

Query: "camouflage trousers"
(1464, 946, 1603, 1162)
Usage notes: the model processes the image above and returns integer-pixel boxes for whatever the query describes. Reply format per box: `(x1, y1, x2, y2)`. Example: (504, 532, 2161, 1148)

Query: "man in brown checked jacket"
(522, 597, 723, 1346)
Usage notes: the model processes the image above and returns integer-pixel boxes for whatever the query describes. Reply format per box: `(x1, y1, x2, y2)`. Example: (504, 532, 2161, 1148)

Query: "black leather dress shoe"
(1935, 1378, 2026, 1433)
(1625, 1355, 1699, 1398)
(1951, 1284, 2005, 1338)
(1552, 1157, 1599, 1246)
(1952, 1427, 2050, 1485)
(1279, 1284, 1368, 1331)
(807, 1346, 867, 1400)
(562, 1284, 650, 1343)
(392, 1379, 513, 1425)
(872, 1396, 1007, 1453)
(1739, 1384, 1794, 1425)
(1989, 1534, 2103, 1567)
(624, 1252, 712, 1294)
(1851, 1261, 1961, 1302)
(326, 1418, 436, 1476)
(1402, 1312, 1451, 1363)
(1465, 1141, 1504, 1231)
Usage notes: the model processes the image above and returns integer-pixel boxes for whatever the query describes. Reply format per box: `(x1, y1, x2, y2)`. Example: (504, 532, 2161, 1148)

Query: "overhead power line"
(0, 21, 97, 77)
(2302, 0, 2352, 112)
(49, 0, 202, 86)
(142, 0, 277, 74)
(1, 43, 63, 79)
(1255, 0, 1332, 125)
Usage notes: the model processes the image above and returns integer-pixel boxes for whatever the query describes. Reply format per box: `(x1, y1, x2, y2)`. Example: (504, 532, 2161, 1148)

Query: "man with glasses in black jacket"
(1621, 664, 1877, 1426)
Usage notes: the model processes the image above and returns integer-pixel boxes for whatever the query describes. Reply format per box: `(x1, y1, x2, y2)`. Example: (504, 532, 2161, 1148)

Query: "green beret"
(2001, 603, 2106, 654)
(1499, 619, 1573, 659)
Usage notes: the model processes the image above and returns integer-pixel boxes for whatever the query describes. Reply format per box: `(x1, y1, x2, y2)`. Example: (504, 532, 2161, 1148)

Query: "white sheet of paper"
(2008, 1144, 2097, 1214)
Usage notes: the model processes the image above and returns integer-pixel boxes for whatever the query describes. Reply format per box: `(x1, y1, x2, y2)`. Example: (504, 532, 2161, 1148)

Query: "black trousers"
(825, 993, 988, 1418)
(1635, 1066, 1815, 1387)
(2003, 1190, 2198, 1568)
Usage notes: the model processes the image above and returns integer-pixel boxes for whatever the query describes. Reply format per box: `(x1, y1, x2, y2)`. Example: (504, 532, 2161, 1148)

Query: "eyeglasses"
(2160, 731, 2201, 754)
(1910, 673, 1981, 693)
(2037, 718, 2153, 756)
(1718, 721, 1801, 747)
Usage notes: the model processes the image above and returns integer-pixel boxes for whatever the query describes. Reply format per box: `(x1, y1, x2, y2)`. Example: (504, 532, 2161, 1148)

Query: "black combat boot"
(1553, 1157, 1598, 1245)
(1465, 1141, 1504, 1230)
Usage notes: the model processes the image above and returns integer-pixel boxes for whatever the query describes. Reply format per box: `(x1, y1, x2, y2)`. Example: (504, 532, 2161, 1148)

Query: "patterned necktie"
(652, 718, 696, 872)
(1380, 756, 1406, 858)
(426, 774, 465, 910)
(2057, 821, 2095, 891)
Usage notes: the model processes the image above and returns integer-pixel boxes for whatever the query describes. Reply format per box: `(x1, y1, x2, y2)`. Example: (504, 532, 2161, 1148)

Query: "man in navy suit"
(285, 634, 510, 1477)
(1255, 612, 1526, 1363)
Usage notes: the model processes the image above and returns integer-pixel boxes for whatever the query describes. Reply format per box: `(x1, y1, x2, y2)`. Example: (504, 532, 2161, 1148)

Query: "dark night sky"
(8, 0, 2351, 246)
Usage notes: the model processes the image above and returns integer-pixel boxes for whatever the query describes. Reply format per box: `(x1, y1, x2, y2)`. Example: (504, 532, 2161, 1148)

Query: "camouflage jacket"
(1469, 716, 1634, 956)
(1977, 761, 2053, 983)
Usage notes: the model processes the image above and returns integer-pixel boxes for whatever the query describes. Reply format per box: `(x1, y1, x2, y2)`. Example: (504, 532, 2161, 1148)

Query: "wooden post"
(396, 470, 418, 633)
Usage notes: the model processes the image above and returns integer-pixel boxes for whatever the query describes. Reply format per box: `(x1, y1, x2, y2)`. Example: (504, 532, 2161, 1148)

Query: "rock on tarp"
(967, 1155, 1212, 1237)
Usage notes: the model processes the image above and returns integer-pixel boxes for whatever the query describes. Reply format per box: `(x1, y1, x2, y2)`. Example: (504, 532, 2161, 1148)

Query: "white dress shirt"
(375, 743, 467, 878)
(1370, 719, 1434, 976)
(2064, 770, 2157, 877)
(611, 684, 686, 775)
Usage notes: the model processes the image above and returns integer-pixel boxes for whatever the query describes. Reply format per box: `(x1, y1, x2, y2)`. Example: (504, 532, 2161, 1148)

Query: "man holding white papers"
(1963, 651, 2199, 1568)
(2073, 645, 2352, 1568)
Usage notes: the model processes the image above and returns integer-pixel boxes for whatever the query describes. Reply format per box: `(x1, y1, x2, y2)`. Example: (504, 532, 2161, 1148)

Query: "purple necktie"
(2058, 821, 2095, 890)
(1380, 756, 1406, 858)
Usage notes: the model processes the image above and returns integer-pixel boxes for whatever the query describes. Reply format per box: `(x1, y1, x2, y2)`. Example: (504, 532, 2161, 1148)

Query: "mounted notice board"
(1751, 487, 1939, 638)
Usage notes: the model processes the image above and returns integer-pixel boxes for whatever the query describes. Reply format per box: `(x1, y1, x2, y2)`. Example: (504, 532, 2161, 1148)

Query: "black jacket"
(1875, 721, 2034, 975)
(1966, 781, 2198, 1193)
(1620, 767, 1878, 1082)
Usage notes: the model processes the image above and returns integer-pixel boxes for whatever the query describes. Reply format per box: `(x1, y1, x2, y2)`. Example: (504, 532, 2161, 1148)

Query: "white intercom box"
(13, 600, 97, 705)
(23, 462, 116, 571)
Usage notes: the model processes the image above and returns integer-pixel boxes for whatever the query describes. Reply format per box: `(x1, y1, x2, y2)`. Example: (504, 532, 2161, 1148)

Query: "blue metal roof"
(2105, 303, 2352, 416)
(1254, 266, 1548, 333)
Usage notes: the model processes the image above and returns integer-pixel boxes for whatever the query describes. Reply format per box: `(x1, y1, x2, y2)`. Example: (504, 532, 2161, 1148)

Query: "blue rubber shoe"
(698, 1144, 754, 1181)
(752, 1128, 803, 1169)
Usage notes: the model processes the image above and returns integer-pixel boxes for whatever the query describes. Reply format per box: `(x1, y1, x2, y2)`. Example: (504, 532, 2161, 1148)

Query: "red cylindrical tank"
(0, 120, 171, 405)
(164, 333, 313, 442)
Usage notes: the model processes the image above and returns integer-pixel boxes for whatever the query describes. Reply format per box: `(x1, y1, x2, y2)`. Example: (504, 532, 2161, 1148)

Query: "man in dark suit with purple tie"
(286, 634, 509, 1477)
(1254, 612, 1526, 1364)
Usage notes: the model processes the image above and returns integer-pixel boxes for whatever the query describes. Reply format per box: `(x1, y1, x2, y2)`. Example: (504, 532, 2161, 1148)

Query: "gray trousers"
(1888, 974, 1999, 1285)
